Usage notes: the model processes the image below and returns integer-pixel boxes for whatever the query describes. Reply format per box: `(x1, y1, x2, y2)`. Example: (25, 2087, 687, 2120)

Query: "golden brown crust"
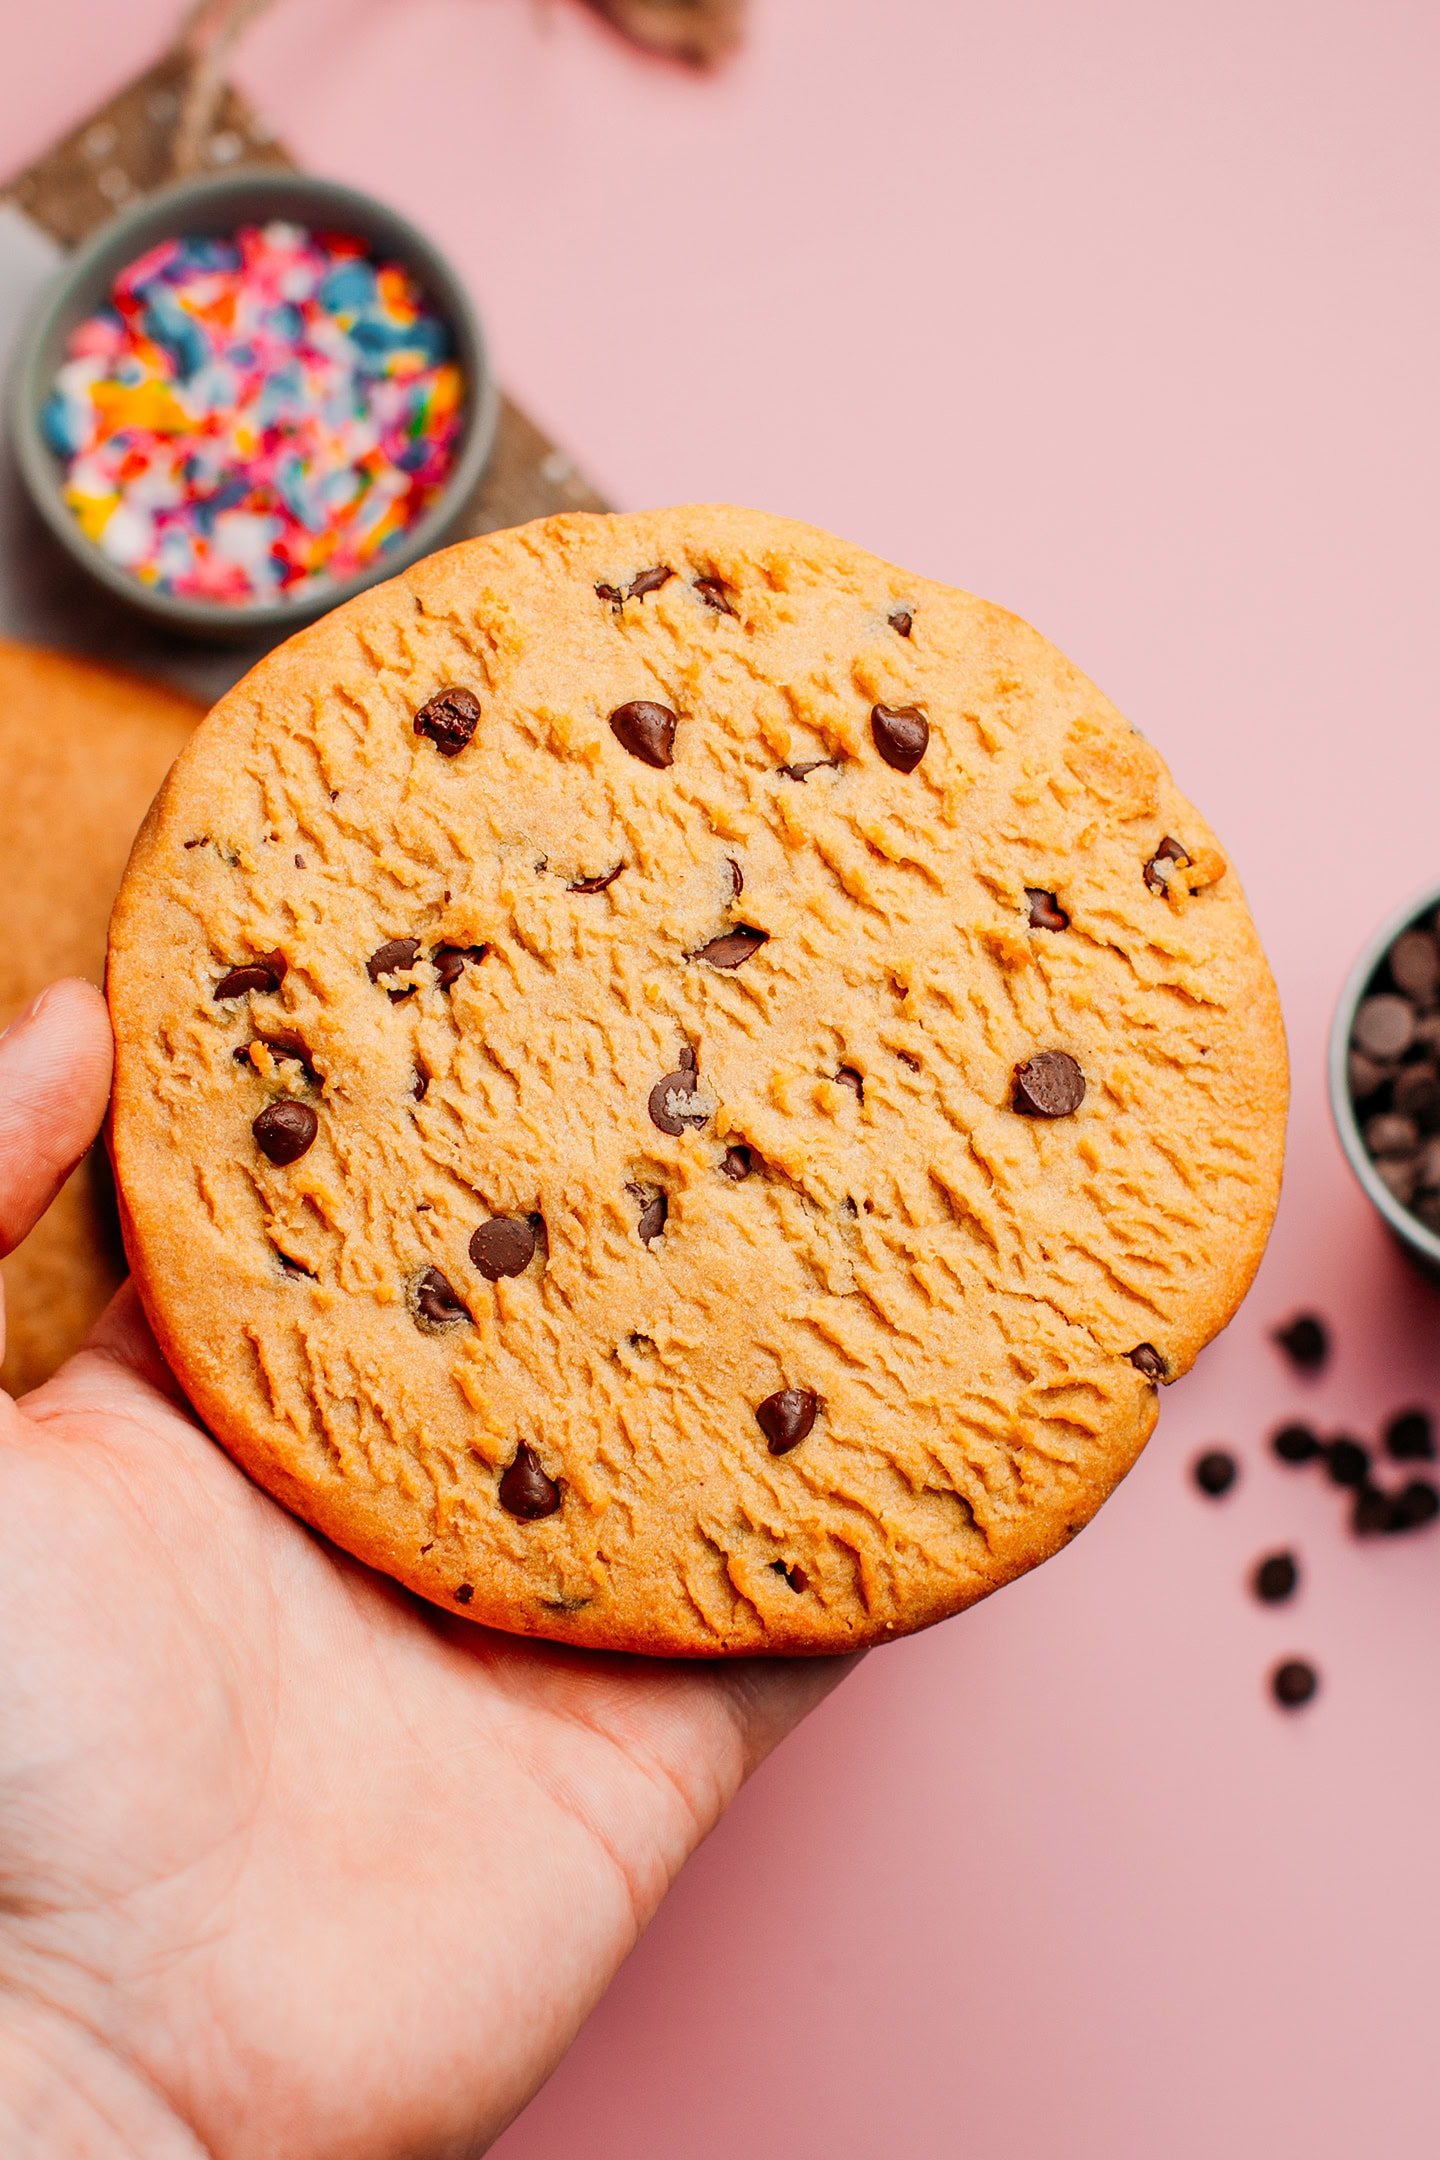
(107, 508, 1286, 1653)
(0, 641, 200, 1393)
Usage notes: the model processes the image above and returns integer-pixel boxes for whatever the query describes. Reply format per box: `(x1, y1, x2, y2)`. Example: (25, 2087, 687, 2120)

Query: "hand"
(0, 982, 848, 2159)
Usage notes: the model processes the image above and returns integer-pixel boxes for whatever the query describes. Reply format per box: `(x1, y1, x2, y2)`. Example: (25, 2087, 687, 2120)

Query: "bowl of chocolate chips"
(1332, 885, 1440, 1268)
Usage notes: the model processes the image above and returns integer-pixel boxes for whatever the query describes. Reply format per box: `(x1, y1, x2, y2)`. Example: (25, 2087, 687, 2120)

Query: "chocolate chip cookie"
(0, 641, 200, 1395)
(106, 507, 1286, 1654)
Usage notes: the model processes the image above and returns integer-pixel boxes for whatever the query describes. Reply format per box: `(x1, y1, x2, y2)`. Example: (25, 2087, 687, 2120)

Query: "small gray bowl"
(8, 169, 497, 641)
(1329, 879, 1440, 1274)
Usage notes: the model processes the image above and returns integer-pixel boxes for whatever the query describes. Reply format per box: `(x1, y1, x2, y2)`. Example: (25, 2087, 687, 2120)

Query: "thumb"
(0, 978, 113, 1264)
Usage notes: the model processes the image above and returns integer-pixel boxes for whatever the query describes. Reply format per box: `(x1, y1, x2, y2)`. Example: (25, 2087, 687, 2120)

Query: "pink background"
(7, 3, 1440, 2152)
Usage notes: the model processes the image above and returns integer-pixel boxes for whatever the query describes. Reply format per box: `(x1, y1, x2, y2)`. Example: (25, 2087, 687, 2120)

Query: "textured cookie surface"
(0, 641, 200, 1395)
(107, 508, 1286, 1654)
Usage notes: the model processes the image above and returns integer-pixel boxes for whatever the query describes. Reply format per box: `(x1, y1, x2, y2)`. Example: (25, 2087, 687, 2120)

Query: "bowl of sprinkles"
(10, 171, 496, 636)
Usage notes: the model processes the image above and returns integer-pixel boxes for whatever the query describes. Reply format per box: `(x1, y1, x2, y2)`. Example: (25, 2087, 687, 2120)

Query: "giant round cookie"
(108, 508, 1286, 1655)
(0, 641, 200, 1396)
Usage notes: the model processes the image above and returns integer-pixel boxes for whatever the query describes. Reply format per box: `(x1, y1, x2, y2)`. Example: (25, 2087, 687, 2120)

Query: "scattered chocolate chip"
(455, 1584, 474, 1604)
(367, 937, 421, 984)
(1392, 1066, 1440, 1125)
(294, 854, 305, 870)
(184, 835, 207, 849)
(635, 1189, 668, 1245)
(1393, 1478, 1440, 1531)
(413, 686, 480, 757)
(235, 1030, 317, 1082)
(871, 702, 929, 773)
(413, 1065, 430, 1102)
(434, 943, 487, 990)
(1253, 1551, 1299, 1602)
(1193, 1449, 1237, 1497)
(835, 1066, 864, 1101)
(721, 1144, 753, 1181)
(771, 1560, 809, 1592)
(780, 758, 837, 781)
(1143, 835, 1190, 895)
(609, 700, 678, 768)
(276, 1250, 314, 1280)
(414, 1268, 470, 1327)
(498, 1442, 561, 1520)
(214, 950, 287, 999)
(1353, 994, 1415, 1061)
(756, 1387, 820, 1455)
(1012, 1050, 1086, 1118)
(568, 864, 625, 894)
(888, 607, 913, 638)
(727, 857, 744, 897)
(1365, 1111, 1420, 1158)
(1352, 1483, 1395, 1535)
(594, 580, 625, 607)
(1389, 928, 1440, 1003)
(1325, 1436, 1370, 1487)
(1348, 1049, 1391, 1102)
(1271, 1659, 1318, 1709)
(253, 1100, 318, 1166)
(1026, 888, 1069, 933)
(1384, 1407, 1435, 1461)
(648, 1060, 709, 1135)
(1272, 1421, 1321, 1464)
(678, 1045, 697, 1071)
(694, 576, 737, 616)
(1273, 1313, 1329, 1372)
(1128, 1342, 1167, 1381)
(692, 926, 768, 969)
(470, 1215, 538, 1280)
(627, 563, 673, 600)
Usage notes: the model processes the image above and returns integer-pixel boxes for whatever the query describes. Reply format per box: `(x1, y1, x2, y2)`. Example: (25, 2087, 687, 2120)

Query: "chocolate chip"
(184, 835, 207, 849)
(1271, 1659, 1318, 1709)
(434, 943, 487, 990)
(469, 1215, 537, 1280)
(694, 576, 736, 616)
(1272, 1421, 1321, 1464)
(1143, 836, 1190, 895)
(1273, 1313, 1329, 1372)
(771, 1560, 809, 1592)
(568, 864, 625, 894)
(1193, 1449, 1237, 1497)
(756, 1387, 819, 1455)
(1352, 1482, 1395, 1535)
(237, 1030, 317, 1082)
(294, 854, 305, 870)
(1413, 1189, 1440, 1233)
(455, 1583, 474, 1604)
(609, 700, 678, 768)
(1384, 1407, 1435, 1461)
(414, 1267, 470, 1327)
(835, 1066, 864, 1101)
(780, 758, 837, 781)
(214, 950, 287, 999)
(1012, 1050, 1086, 1118)
(413, 1065, 430, 1101)
(253, 1100, 318, 1165)
(627, 563, 673, 600)
(648, 1060, 709, 1135)
(594, 581, 625, 607)
(1392, 1477, 1440, 1531)
(1354, 994, 1415, 1060)
(1026, 889, 1069, 933)
(692, 926, 768, 969)
(1253, 1551, 1298, 1602)
(1325, 1436, 1370, 1487)
(721, 1144, 753, 1180)
(1392, 1066, 1440, 1126)
(498, 1442, 560, 1520)
(1349, 1049, 1391, 1102)
(634, 1188, 668, 1244)
(367, 937, 421, 984)
(727, 857, 744, 896)
(1128, 1343, 1167, 1381)
(888, 607, 913, 638)
(870, 702, 929, 773)
(1390, 928, 1440, 1003)
(275, 1249, 314, 1280)
(413, 686, 480, 757)
(1365, 1111, 1420, 1158)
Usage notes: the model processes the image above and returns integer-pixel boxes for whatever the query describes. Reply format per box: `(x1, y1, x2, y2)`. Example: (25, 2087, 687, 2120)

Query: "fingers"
(0, 980, 113, 1262)
(717, 1652, 861, 1781)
